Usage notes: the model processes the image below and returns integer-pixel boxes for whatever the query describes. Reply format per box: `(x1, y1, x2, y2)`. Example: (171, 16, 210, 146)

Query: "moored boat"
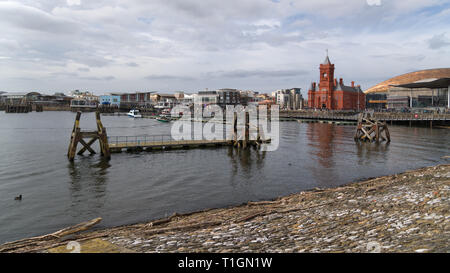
(127, 109, 142, 118)
(156, 116, 170, 122)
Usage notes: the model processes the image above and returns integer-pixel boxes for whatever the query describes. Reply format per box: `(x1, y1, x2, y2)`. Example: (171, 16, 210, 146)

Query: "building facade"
(308, 55, 365, 111)
(274, 88, 304, 110)
(364, 68, 450, 110)
(99, 94, 121, 106)
(217, 89, 241, 107)
(120, 92, 155, 108)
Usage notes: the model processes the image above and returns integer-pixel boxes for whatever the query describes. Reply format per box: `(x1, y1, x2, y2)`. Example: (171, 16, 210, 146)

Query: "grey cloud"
(0, 2, 78, 34)
(1, 1, 449, 94)
(428, 33, 450, 49)
(79, 76, 116, 81)
(208, 69, 308, 79)
(50, 72, 79, 77)
(145, 75, 195, 81)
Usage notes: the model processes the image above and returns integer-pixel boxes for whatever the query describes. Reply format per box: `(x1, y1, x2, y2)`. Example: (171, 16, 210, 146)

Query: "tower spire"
(323, 49, 331, 65)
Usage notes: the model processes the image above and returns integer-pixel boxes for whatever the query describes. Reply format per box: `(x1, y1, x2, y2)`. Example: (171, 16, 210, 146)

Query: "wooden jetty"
(67, 111, 110, 161)
(354, 114, 391, 143)
(108, 137, 233, 153)
(68, 111, 269, 159)
(109, 112, 268, 153)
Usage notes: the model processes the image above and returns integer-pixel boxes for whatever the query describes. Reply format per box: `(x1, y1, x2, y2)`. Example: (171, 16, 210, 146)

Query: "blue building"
(99, 94, 121, 106)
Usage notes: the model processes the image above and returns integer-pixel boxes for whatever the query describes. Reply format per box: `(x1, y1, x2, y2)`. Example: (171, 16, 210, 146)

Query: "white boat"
(127, 109, 142, 118)
(159, 108, 171, 118)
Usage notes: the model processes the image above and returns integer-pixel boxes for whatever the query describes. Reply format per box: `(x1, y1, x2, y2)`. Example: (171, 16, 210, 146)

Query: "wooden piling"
(67, 111, 110, 161)
(354, 114, 390, 143)
(230, 109, 266, 150)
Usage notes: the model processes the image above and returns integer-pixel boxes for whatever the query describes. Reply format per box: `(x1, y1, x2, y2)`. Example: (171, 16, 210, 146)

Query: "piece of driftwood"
(0, 218, 102, 252)
(277, 202, 334, 214)
(145, 213, 180, 228)
(236, 211, 267, 223)
(247, 200, 281, 206)
(144, 221, 222, 236)
(50, 217, 102, 238)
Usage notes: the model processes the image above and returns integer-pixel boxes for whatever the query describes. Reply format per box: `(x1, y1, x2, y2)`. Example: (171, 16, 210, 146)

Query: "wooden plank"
(78, 138, 97, 155)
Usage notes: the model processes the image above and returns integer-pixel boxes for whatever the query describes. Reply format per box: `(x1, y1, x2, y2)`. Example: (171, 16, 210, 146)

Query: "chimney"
(334, 78, 337, 86)
(351, 81, 355, 88)
(312, 82, 316, 89)
(339, 78, 343, 85)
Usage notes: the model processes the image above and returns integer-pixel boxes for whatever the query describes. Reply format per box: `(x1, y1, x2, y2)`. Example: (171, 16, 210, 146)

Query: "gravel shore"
(1, 164, 449, 253)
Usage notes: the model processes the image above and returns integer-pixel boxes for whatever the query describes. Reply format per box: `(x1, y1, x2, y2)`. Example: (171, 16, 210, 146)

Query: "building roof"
(1, 92, 41, 97)
(323, 55, 331, 65)
(334, 82, 363, 93)
(393, 77, 450, 89)
(365, 68, 450, 94)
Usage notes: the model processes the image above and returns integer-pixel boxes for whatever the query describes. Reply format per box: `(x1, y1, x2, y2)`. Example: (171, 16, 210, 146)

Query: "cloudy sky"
(0, 0, 450, 96)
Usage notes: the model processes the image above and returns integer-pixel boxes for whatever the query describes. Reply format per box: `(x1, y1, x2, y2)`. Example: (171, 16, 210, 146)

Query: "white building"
(274, 88, 304, 110)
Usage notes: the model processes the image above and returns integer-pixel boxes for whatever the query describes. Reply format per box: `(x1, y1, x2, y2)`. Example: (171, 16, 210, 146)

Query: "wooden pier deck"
(108, 136, 233, 153)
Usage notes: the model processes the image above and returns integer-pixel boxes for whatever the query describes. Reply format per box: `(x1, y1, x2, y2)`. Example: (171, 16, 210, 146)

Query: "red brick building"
(308, 55, 365, 110)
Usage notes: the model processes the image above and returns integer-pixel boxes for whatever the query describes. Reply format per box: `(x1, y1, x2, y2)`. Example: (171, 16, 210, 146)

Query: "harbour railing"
(280, 110, 450, 121)
(108, 135, 175, 147)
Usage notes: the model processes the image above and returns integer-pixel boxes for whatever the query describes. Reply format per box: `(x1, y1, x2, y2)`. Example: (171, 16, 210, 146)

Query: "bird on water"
(14, 195, 22, 201)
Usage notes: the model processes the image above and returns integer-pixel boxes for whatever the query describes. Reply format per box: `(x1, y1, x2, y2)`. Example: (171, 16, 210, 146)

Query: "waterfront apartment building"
(69, 90, 98, 101)
(217, 89, 241, 107)
(195, 91, 219, 106)
(308, 54, 365, 111)
(193, 89, 243, 108)
(119, 92, 155, 108)
(99, 94, 121, 107)
(153, 94, 177, 109)
(274, 88, 304, 110)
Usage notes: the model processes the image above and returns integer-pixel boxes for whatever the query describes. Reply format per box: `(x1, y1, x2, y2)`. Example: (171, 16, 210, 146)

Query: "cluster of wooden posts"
(4, 104, 43, 113)
(5, 104, 33, 113)
(231, 111, 267, 149)
(354, 114, 391, 143)
(67, 111, 110, 161)
(35, 105, 43, 112)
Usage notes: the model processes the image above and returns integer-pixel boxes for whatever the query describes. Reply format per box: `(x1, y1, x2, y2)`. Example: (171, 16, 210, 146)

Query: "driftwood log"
(0, 217, 102, 252)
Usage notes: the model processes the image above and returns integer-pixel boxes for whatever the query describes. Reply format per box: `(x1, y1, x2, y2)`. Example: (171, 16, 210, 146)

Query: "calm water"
(0, 111, 449, 243)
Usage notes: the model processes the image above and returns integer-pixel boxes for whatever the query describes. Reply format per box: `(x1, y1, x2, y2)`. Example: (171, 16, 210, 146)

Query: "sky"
(0, 0, 450, 96)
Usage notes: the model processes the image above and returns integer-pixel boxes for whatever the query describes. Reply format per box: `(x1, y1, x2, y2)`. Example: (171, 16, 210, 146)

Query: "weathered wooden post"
(67, 111, 111, 161)
(68, 112, 82, 161)
(232, 112, 238, 147)
(243, 112, 249, 149)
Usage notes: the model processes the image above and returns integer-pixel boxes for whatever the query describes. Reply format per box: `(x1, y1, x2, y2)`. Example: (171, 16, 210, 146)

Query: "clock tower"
(318, 52, 335, 109)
